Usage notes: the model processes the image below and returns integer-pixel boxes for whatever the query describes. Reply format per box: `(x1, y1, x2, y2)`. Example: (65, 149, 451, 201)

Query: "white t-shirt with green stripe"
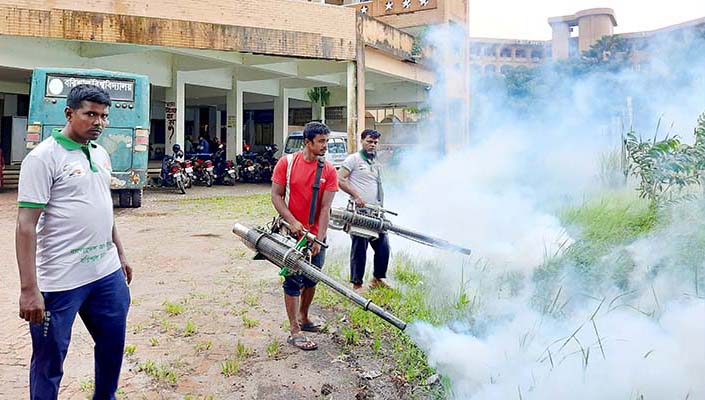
(18, 133, 121, 292)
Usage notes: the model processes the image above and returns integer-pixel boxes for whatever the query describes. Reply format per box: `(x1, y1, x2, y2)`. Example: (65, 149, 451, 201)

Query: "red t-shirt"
(272, 151, 339, 235)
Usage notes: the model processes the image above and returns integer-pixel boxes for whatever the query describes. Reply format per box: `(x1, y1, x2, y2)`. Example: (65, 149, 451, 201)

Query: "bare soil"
(0, 185, 412, 400)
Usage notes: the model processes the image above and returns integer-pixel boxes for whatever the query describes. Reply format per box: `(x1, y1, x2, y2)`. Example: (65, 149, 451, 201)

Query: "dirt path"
(0, 185, 402, 400)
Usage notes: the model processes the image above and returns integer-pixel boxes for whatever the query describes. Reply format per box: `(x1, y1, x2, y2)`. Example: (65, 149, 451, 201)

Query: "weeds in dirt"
(221, 358, 241, 377)
(160, 318, 176, 332)
(236, 340, 254, 359)
(341, 327, 360, 346)
(139, 360, 178, 385)
(163, 301, 185, 316)
(231, 307, 247, 316)
(242, 314, 260, 328)
(131, 323, 144, 334)
(183, 319, 198, 337)
(149, 337, 159, 347)
(195, 341, 212, 352)
(373, 332, 382, 356)
(124, 344, 137, 356)
(244, 292, 260, 307)
(221, 341, 255, 377)
(266, 338, 280, 357)
(187, 291, 209, 300)
(79, 378, 94, 392)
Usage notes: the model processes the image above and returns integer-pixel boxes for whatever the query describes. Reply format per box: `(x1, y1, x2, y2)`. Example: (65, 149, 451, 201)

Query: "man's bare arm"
(337, 168, 364, 207)
(112, 223, 132, 284)
(16, 208, 44, 324)
(337, 168, 358, 197)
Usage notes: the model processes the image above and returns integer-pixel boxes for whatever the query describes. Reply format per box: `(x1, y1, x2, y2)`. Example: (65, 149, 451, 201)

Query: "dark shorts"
(282, 246, 326, 297)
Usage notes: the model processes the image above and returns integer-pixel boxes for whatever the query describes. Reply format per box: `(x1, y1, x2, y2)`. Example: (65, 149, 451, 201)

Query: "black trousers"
(349, 233, 390, 285)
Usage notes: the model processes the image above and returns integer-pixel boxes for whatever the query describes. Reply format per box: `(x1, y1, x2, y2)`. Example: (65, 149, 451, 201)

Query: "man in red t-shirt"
(271, 122, 338, 351)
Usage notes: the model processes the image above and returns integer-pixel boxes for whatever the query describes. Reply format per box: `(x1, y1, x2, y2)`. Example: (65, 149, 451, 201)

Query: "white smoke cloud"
(410, 298, 704, 400)
(383, 21, 705, 400)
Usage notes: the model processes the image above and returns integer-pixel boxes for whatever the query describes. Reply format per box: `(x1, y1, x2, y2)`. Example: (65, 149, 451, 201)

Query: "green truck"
(25, 68, 150, 207)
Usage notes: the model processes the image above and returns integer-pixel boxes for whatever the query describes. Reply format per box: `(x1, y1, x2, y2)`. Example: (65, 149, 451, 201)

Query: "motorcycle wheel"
(206, 173, 213, 187)
(185, 175, 193, 188)
(176, 179, 186, 194)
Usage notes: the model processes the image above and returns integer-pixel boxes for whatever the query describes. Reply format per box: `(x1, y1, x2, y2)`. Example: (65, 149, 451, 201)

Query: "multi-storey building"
(469, 8, 705, 75)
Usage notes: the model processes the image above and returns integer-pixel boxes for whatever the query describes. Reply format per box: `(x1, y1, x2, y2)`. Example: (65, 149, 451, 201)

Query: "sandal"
(370, 278, 392, 290)
(299, 322, 323, 333)
(287, 334, 318, 351)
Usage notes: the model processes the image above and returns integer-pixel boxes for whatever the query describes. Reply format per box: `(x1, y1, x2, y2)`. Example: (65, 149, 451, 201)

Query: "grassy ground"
(182, 190, 703, 398)
(313, 258, 453, 399)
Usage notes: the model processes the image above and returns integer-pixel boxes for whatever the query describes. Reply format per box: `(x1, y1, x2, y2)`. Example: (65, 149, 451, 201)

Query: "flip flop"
(299, 322, 323, 333)
(287, 334, 318, 351)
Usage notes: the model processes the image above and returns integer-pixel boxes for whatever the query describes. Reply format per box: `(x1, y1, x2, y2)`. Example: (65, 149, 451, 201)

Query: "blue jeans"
(350, 233, 390, 285)
(282, 246, 326, 297)
(29, 269, 130, 400)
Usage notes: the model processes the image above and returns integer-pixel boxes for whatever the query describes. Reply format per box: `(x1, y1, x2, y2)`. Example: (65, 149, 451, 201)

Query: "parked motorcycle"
(182, 159, 194, 188)
(258, 144, 278, 182)
(191, 157, 215, 187)
(160, 155, 187, 194)
(236, 144, 278, 183)
(213, 144, 238, 185)
(237, 156, 262, 183)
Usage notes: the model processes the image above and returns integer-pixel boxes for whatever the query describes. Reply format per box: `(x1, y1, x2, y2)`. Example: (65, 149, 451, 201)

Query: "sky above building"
(468, 0, 705, 40)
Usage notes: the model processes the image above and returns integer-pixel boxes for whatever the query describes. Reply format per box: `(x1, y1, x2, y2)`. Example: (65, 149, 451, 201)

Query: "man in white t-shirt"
(16, 84, 133, 400)
(337, 129, 391, 292)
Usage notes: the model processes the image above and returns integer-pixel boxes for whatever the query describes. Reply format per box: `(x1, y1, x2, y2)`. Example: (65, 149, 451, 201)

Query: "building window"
(484, 64, 496, 74)
(515, 49, 526, 58)
(484, 47, 496, 57)
(500, 65, 512, 75)
(500, 48, 512, 58)
(531, 50, 543, 60)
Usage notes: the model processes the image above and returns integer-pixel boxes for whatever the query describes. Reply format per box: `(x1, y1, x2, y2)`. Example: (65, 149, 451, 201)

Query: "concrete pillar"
(226, 73, 243, 160)
(345, 60, 366, 153)
(350, 13, 366, 153)
(346, 61, 357, 153)
(165, 67, 184, 155)
(550, 22, 571, 60)
(273, 87, 289, 151)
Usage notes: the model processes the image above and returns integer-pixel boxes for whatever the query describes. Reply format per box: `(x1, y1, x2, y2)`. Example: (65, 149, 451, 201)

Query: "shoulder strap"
(308, 158, 325, 225)
(284, 153, 294, 207)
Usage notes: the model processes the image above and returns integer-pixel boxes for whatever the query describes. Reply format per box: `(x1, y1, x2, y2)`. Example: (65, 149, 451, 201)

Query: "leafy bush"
(625, 112, 705, 206)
